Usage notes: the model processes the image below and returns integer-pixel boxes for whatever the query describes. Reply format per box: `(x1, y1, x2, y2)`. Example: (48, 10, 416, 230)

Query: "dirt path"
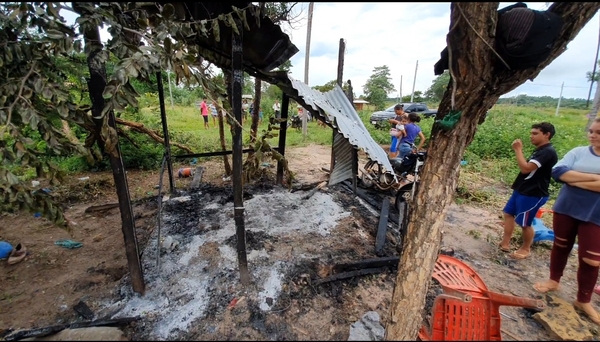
(0, 144, 595, 340)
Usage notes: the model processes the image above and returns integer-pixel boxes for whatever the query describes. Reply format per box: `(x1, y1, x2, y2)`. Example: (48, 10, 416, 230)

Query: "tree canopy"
(363, 65, 396, 109)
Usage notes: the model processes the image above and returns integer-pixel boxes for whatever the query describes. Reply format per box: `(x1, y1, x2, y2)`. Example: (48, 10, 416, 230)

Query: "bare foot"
(533, 279, 560, 293)
(574, 301, 600, 325)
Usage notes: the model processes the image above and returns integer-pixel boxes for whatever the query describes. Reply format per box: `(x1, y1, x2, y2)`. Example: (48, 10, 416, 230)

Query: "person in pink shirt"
(200, 98, 209, 129)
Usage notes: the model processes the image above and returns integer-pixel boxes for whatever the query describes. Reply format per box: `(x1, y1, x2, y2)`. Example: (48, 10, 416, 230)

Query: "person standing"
(242, 99, 250, 123)
(499, 122, 558, 259)
(200, 98, 209, 129)
(398, 113, 426, 159)
(210, 101, 218, 126)
(387, 104, 405, 159)
(533, 117, 600, 324)
(273, 99, 281, 119)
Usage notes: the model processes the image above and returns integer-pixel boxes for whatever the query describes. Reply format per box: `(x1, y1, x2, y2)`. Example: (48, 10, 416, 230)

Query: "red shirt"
(201, 101, 209, 116)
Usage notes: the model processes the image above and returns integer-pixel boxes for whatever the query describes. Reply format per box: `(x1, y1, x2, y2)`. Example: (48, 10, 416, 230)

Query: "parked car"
(369, 103, 437, 128)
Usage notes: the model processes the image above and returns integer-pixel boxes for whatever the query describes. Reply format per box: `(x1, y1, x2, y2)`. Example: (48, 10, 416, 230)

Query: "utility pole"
(587, 15, 600, 109)
(410, 60, 418, 102)
(166, 69, 174, 109)
(302, 2, 314, 139)
(555, 81, 564, 116)
(399, 75, 403, 103)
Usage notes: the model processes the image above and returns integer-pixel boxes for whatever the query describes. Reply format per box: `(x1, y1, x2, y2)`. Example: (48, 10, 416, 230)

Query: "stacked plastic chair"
(419, 254, 545, 341)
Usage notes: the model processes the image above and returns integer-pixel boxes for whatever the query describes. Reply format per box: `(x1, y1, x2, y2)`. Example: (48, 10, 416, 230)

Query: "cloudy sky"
(280, 2, 600, 100)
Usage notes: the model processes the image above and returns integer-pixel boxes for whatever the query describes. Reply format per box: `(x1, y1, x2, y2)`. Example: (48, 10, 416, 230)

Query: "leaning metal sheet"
(288, 77, 395, 177)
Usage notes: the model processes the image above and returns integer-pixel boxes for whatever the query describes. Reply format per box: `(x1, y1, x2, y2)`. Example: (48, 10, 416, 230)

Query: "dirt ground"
(0, 144, 598, 341)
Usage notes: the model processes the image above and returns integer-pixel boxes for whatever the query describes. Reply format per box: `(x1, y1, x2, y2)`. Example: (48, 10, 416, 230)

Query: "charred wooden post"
(347, 79, 359, 195)
(156, 71, 175, 194)
(74, 3, 145, 295)
(231, 19, 250, 285)
(375, 198, 390, 256)
(330, 38, 346, 173)
(276, 94, 290, 185)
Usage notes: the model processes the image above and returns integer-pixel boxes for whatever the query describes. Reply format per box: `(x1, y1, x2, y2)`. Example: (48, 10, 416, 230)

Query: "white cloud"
(285, 2, 600, 100)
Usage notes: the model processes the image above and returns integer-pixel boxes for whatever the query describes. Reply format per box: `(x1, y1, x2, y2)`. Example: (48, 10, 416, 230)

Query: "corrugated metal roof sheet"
(286, 76, 395, 177)
(329, 132, 355, 186)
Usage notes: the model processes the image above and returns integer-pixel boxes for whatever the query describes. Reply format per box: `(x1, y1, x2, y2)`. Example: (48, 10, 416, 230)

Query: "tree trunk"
(250, 78, 262, 142)
(385, 2, 600, 340)
(73, 2, 145, 295)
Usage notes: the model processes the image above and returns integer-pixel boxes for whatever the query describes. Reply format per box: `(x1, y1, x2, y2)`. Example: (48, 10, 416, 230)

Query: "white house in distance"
(353, 99, 369, 111)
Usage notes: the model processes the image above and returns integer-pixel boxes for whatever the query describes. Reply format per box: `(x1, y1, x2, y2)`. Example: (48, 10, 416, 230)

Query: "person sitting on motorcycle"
(398, 113, 426, 159)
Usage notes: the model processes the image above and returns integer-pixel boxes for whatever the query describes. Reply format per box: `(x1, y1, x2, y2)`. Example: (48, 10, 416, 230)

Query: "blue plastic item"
(0, 241, 13, 259)
(532, 217, 554, 243)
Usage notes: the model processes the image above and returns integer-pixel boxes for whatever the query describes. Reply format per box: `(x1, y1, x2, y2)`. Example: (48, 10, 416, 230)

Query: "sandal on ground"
(7, 243, 27, 265)
(508, 251, 530, 260)
(533, 281, 559, 293)
(498, 244, 510, 253)
(573, 301, 600, 325)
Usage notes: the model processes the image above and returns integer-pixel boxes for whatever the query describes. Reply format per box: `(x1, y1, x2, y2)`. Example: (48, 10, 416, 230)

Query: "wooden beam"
(332, 256, 399, 274)
(375, 198, 390, 256)
(231, 18, 250, 286)
(276, 94, 290, 185)
(313, 267, 387, 286)
(156, 71, 175, 194)
(3, 317, 139, 341)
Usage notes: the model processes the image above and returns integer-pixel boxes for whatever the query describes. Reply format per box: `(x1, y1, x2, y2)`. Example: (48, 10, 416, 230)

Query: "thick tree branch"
(114, 117, 194, 154)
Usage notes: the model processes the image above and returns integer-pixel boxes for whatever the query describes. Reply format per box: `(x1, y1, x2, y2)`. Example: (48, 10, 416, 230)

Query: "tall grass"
(54, 102, 591, 200)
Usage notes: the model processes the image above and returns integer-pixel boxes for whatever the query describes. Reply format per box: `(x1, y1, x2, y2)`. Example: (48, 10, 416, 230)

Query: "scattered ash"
(223, 230, 276, 251)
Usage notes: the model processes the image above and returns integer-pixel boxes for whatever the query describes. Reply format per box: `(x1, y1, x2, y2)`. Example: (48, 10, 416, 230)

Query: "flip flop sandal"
(533, 282, 559, 293)
(498, 244, 511, 253)
(509, 251, 530, 260)
(573, 302, 600, 325)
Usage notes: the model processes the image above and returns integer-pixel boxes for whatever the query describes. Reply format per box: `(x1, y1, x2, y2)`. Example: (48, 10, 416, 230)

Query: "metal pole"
(166, 70, 174, 109)
(399, 75, 403, 102)
(156, 72, 175, 193)
(555, 82, 564, 116)
(231, 19, 250, 285)
(302, 2, 314, 139)
(587, 15, 600, 109)
(410, 60, 418, 102)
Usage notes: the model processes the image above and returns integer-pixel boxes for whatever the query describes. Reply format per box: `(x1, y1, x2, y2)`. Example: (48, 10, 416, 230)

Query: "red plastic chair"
(418, 254, 545, 341)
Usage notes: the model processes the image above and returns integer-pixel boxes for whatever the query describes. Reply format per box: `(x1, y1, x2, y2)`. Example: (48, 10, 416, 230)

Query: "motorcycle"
(359, 145, 427, 213)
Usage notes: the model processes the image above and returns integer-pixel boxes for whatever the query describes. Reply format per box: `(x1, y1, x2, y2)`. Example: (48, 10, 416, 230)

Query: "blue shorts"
(390, 137, 399, 152)
(399, 142, 413, 159)
(503, 190, 548, 227)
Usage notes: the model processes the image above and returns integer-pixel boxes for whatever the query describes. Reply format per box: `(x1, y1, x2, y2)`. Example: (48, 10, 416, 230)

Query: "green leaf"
(57, 103, 68, 118)
(6, 172, 19, 186)
(137, 18, 148, 29)
(33, 76, 43, 93)
(42, 87, 53, 99)
(4, 48, 13, 63)
(212, 19, 220, 42)
(227, 14, 239, 35)
(102, 84, 116, 99)
(46, 29, 65, 40)
(162, 3, 175, 19)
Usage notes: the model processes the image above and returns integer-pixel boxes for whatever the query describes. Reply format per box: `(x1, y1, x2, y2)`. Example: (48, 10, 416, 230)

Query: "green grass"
(48, 102, 592, 203)
(134, 105, 333, 152)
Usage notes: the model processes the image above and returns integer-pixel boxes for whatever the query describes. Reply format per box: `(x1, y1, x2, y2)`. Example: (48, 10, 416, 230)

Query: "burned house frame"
(112, 2, 395, 294)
